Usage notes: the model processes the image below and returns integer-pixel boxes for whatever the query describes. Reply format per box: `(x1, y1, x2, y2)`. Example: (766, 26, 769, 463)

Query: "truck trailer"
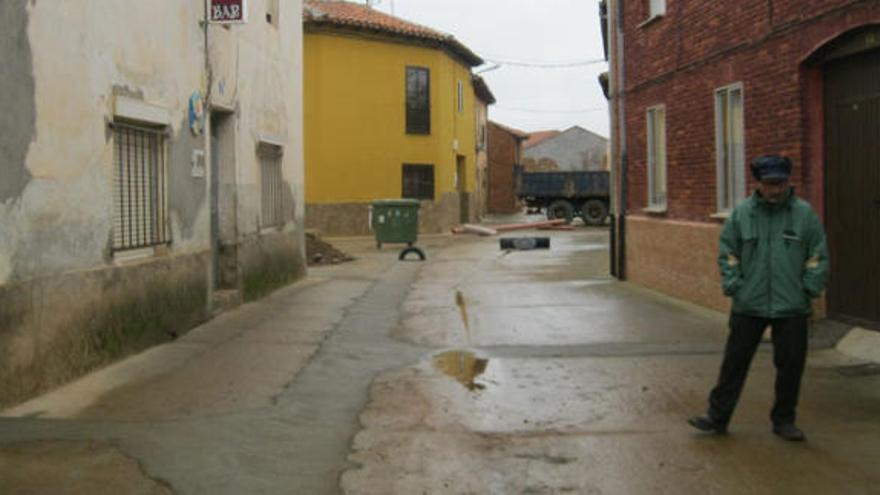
(513, 166, 610, 225)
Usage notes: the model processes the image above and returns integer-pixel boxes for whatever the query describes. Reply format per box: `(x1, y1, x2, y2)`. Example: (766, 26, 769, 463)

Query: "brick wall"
(613, 0, 875, 314)
(487, 122, 524, 214)
(623, 0, 878, 220)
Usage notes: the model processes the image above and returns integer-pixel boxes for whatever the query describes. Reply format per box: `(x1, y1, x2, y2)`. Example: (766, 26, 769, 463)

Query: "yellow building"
(303, 1, 484, 235)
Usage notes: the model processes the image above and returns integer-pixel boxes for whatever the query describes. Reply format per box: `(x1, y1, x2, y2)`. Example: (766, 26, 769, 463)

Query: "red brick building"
(606, 0, 880, 328)
(487, 121, 529, 214)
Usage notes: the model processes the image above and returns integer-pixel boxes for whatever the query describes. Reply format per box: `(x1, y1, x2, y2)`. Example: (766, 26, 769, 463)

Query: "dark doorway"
(823, 47, 880, 328)
(210, 111, 238, 290)
(457, 155, 469, 224)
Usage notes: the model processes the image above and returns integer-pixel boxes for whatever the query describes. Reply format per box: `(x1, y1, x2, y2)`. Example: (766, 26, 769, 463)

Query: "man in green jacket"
(688, 155, 829, 441)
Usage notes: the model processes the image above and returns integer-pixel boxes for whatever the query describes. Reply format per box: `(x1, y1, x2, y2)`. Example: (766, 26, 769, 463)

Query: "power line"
(494, 105, 607, 114)
(481, 57, 607, 69)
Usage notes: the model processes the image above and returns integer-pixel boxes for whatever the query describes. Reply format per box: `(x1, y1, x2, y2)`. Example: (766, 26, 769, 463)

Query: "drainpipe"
(203, 3, 216, 309)
(613, 0, 628, 280)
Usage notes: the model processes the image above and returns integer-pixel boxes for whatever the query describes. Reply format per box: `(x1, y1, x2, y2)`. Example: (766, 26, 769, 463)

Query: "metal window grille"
(402, 164, 434, 200)
(112, 123, 168, 251)
(261, 151, 285, 227)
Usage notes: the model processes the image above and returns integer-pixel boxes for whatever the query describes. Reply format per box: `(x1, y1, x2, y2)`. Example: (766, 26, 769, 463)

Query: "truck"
(513, 165, 611, 226)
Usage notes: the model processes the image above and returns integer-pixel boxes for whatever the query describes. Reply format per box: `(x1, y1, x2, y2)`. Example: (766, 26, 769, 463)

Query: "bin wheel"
(399, 247, 426, 261)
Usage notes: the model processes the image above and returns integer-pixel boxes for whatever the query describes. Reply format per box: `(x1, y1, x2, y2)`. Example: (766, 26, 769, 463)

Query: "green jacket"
(718, 188, 829, 317)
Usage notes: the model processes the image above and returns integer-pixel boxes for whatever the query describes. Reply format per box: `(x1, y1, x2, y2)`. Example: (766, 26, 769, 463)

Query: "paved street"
(1, 227, 878, 494)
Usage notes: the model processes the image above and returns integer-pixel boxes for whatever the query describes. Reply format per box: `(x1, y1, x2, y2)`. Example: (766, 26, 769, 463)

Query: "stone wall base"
(626, 216, 730, 313)
(306, 192, 463, 237)
(239, 230, 307, 301)
(0, 228, 307, 408)
(0, 252, 210, 408)
(625, 216, 826, 317)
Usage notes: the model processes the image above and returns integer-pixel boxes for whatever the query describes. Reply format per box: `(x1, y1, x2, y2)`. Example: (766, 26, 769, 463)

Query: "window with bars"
(260, 147, 285, 228)
(715, 84, 746, 213)
(402, 164, 434, 200)
(112, 123, 169, 252)
(406, 66, 430, 134)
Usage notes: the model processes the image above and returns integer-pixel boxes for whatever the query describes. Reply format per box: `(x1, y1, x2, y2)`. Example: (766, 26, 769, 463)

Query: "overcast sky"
(369, 0, 610, 137)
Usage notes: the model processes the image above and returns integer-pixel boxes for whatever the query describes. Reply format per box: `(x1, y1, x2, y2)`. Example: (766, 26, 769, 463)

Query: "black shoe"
(773, 423, 806, 442)
(687, 415, 727, 434)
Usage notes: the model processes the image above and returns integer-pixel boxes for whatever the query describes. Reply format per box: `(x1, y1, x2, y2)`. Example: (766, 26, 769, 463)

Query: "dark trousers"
(708, 313, 808, 426)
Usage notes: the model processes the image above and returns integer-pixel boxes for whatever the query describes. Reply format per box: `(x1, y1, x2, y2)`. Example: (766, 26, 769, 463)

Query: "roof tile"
(304, 1, 483, 66)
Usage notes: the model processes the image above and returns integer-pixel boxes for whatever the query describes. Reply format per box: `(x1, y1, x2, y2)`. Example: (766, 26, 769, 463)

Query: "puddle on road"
(433, 350, 489, 391)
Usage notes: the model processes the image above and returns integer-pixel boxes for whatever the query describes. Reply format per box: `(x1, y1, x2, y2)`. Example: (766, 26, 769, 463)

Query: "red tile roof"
(489, 121, 529, 140)
(524, 130, 561, 148)
(304, 1, 483, 66)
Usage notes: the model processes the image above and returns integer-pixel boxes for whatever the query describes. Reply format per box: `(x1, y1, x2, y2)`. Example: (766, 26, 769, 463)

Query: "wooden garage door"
(824, 48, 880, 328)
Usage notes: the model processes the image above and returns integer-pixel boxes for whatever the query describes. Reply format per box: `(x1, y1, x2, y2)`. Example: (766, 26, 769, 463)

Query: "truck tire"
(546, 200, 575, 224)
(581, 199, 609, 226)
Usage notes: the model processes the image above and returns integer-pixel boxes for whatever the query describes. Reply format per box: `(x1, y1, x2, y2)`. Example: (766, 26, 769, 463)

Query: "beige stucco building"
(0, 0, 305, 407)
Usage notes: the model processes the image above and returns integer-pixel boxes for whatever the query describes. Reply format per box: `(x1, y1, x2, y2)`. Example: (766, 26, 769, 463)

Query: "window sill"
(638, 14, 664, 28)
(113, 245, 162, 264)
(642, 206, 667, 214)
(710, 211, 731, 220)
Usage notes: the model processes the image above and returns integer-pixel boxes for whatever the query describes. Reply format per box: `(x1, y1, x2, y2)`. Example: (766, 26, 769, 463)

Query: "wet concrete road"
(2, 227, 879, 494)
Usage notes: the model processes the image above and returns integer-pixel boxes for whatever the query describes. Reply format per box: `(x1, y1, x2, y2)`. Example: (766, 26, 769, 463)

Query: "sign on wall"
(208, 0, 248, 24)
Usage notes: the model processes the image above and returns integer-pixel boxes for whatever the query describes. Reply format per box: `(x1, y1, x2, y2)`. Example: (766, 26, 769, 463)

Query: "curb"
(835, 327, 880, 364)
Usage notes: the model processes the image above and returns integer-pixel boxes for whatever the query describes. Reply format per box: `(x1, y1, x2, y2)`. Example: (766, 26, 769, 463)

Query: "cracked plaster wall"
(0, 0, 306, 406)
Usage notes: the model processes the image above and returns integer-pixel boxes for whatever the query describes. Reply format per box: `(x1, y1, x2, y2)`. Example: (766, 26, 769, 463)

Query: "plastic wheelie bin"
(370, 199, 420, 249)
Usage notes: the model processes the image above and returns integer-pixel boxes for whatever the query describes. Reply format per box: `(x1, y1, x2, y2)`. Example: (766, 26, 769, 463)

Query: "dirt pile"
(306, 232, 355, 266)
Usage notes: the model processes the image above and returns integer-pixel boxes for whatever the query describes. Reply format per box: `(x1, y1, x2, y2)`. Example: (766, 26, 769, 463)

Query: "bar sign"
(208, 0, 247, 24)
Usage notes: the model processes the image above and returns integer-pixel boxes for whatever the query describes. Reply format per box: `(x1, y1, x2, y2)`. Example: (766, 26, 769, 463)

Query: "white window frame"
(646, 104, 667, 211)
(714, 83, 746, 214)
(649, 0, 666, 17)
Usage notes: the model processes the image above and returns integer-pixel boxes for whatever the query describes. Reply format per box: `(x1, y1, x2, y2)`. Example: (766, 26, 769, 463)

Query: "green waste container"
(371, 199, 420, 248)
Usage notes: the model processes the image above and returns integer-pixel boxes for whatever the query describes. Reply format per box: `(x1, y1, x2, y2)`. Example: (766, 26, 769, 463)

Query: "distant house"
(303, 1, 484, 235)
(473, 76, 496, 219)
(522, 126, 608, 172)
(524, 130, 561, 149)
(0, 1, 306, 407)
(604, 0, 880, 327)
(487, 121, 530, 214)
